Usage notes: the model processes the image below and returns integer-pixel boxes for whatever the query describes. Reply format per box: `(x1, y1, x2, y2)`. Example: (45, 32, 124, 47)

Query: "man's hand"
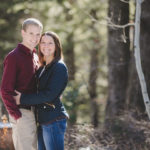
(13, 90, 21, 105)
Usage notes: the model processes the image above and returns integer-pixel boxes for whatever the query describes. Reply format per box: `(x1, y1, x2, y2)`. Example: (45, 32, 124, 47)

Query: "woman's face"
(40, 35, 55, 58)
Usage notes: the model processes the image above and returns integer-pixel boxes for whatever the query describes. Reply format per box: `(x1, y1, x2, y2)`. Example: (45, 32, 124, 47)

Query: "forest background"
(0, 0, 150, 150)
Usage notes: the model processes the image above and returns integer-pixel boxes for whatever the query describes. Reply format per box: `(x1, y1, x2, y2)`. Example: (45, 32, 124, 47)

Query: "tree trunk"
(64, 33, 76, 81)
(63, 4, 77, 125)
(63, 4, 76, 81)
(0, 128, 14, 150)
(105, 0, 130, 120)
(140, 1, 150, 112)
(88, 9, 99, 127)
(127, 1, 150, 116)
(89, 48, 99, 127)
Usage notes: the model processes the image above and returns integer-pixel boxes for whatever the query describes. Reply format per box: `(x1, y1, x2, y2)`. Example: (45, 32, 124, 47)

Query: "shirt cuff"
(11, 111, 22, 120)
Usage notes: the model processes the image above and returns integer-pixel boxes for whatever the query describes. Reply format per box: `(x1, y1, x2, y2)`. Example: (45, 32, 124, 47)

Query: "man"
(0, 18, 43, 150)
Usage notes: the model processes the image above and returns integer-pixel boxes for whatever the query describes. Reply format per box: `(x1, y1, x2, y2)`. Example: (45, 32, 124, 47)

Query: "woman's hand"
(13, 90, 21, 105)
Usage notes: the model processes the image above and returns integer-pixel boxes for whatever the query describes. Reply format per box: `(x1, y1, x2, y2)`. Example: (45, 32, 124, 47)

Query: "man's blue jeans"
(38, 118, 67, 150)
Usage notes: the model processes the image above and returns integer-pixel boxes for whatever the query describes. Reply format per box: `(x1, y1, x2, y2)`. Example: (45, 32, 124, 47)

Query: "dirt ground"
(1, 113, 150, 150)
(65, 113, 150, 150)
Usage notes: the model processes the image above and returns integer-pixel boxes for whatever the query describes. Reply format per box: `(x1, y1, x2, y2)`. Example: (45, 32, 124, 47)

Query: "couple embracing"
(0, 18, 69, 150)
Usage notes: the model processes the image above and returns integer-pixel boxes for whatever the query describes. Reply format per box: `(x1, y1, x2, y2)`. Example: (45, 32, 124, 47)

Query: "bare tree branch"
(120, 0, 130, 4)
(85, 11, 135, 29)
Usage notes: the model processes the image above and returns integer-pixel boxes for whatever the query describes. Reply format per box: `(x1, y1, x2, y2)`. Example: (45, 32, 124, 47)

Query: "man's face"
(21, 25, 42, 50)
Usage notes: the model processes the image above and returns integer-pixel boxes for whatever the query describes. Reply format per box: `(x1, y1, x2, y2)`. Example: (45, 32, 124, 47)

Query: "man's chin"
(31, 44, 37, 49)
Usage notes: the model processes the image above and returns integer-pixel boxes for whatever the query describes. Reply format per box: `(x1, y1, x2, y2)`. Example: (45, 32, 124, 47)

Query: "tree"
(105, 0, 130, 120)
(63, 8, 76, 81)
(127, 0, 150, 116)
(140, 0, 150, 114)
(88, 9, 99, 127)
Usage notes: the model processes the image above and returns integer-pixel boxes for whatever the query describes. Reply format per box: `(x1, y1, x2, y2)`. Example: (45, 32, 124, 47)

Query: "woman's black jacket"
(20, 60, 69, 124)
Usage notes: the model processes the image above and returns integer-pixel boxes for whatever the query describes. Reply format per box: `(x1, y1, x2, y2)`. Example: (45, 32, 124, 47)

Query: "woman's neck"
(44, 56, 54, 65)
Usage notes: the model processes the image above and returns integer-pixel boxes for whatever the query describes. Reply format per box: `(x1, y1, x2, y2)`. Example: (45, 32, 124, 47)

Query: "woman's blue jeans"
(38, 118, 67, 150)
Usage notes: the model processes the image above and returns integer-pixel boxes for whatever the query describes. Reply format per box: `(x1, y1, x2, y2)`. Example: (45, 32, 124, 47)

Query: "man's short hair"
(22, 18, 43, 31)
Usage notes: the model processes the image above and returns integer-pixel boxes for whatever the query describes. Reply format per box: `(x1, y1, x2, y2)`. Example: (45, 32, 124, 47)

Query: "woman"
(14, 31, 69, 150)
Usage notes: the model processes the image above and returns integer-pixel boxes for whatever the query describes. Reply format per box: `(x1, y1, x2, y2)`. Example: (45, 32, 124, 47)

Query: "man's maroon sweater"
(0, 44, 39, 120)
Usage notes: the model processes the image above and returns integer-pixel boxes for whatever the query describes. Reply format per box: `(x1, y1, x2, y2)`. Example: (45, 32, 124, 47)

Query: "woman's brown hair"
(38, 31, 63, 66)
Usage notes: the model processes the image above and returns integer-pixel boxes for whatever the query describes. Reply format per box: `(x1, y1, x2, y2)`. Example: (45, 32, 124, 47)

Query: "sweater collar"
(17, 43, 36, 56)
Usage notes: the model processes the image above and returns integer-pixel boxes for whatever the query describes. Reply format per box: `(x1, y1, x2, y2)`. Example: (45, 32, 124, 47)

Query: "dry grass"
(65, 113, 150, 150)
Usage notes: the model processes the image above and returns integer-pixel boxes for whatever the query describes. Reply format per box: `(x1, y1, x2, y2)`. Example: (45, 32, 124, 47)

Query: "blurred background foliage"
(2, 1, 150, 149)
(0, 0, 108, 126)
